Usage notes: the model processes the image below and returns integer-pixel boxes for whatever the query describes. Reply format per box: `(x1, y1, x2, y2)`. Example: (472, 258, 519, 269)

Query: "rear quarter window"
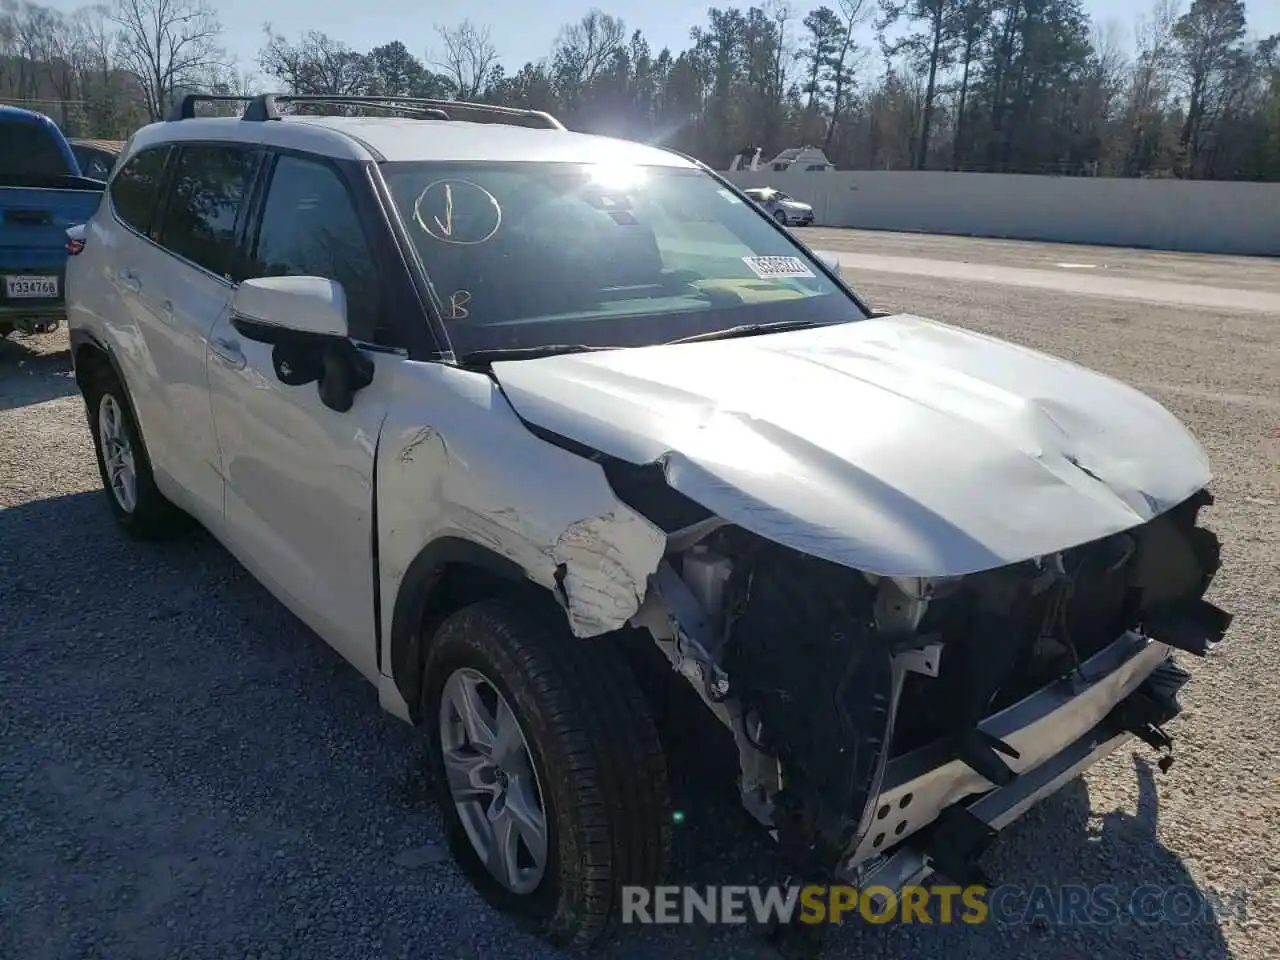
(110, 146, 172, 236)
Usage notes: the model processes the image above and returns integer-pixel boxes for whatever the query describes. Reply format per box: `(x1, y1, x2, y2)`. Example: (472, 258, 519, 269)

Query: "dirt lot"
(1, 229, 1277, 960)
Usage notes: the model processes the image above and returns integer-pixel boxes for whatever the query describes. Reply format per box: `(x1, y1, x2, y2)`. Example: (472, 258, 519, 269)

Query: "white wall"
(722, 169, 1280, 257)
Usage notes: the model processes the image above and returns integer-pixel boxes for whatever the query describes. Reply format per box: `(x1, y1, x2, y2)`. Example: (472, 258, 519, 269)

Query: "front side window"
(76, 148, 116, 181)
(380, 161, 863, 355)
(243, 154, 383, 341)
(158, 144, 258, 277)
(109, 146, 170, 235)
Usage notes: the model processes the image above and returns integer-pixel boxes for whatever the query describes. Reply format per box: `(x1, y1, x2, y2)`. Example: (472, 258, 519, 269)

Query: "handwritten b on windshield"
(442, 290, 471, 320)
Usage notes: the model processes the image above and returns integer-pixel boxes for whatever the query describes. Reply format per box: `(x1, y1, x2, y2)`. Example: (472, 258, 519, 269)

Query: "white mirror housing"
(231, 276, 349, 339)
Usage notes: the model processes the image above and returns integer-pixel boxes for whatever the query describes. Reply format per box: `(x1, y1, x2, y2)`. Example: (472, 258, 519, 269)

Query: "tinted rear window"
(110, 146, 171, 236)
(157, 144, 258, 276)
(0, 119, 74, 183)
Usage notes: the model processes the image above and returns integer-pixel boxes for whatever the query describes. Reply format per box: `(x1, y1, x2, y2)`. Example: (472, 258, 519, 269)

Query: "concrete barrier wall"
(721, 169, 1280, 257)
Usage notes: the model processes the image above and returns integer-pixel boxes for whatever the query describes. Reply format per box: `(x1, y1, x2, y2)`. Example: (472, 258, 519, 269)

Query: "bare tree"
(433, 19, 497, 100)
(71, 4, 116, 85)
(259, 27, 370, 96)
(111, 0, 224, 120)
(1104, 0, 1179, 175)
(1172, 0, 1248, 175)
(824, 0, 874, 149)
(553, 9, 627, 88)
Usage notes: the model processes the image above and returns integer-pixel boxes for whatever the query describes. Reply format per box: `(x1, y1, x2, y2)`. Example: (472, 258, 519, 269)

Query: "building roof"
(69, 138, 127, 154)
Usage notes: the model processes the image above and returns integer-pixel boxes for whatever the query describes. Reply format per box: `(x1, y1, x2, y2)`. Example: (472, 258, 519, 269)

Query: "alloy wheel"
(98, 393, 138, 513)
(439, 667, 549, 895)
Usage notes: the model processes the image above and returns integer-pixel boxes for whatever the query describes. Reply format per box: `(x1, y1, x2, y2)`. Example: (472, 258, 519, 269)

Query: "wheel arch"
(70, 327, 123, 391)
(70, 329, 155, 467)
(389, 536, 551, 722)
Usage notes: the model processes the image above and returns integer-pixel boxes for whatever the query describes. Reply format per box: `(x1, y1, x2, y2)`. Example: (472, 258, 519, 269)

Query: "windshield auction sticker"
(742, 256, 815, 280)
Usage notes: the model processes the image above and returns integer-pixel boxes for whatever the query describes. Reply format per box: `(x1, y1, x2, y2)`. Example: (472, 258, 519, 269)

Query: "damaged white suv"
(66, 94, 1232, 947)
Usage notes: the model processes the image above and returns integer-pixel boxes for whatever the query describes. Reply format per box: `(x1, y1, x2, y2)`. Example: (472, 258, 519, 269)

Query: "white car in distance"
(742, 186, 815, 226)
(64, 93, 1232, 949)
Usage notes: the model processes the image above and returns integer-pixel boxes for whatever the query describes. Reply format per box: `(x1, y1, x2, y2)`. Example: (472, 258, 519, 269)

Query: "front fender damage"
(552, 512, 665, 636)
(377, 364, 667, 655)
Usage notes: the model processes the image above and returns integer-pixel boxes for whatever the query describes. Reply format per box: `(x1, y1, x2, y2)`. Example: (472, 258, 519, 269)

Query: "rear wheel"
(83, 364, 192, 538)
(422, 599, 671, 947)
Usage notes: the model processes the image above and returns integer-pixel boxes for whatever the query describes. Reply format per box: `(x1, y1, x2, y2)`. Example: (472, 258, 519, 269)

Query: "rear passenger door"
(142, 142, 261, 523)
(76, 143, 171, 450)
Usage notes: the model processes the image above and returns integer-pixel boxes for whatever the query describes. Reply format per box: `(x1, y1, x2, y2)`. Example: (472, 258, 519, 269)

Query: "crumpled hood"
(491, 314, 1211, 577)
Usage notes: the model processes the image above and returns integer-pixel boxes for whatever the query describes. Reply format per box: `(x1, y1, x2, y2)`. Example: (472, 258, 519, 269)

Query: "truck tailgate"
(0, 184, 103, 271)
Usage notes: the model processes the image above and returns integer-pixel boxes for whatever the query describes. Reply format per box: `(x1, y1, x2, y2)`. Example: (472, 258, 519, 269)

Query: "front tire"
(422, 599, 671, 947)
(83, 365, 191, 538)
(773, 208, 788, 225)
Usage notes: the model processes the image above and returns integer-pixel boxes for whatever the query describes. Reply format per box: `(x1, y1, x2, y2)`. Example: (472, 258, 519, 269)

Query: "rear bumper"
(840, 632, 1179, 886)
(1, 267, 66, 331)
(0, 305, 64, 332)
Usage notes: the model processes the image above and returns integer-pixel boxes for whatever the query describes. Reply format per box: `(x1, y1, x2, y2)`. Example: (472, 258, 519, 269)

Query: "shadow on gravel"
(0, 490, 1235, 960)
(0, 335, 77, 411)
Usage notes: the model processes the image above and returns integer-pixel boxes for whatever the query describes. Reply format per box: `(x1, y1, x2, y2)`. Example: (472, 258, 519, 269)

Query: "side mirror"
(231, 276, 349, 341)
(230, 276, 373, 413)
(812, 250, 842, 278)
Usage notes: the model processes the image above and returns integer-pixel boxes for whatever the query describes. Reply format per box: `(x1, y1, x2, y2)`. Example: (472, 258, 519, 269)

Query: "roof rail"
(167, 94, 256, 121)
(241, 93, 565, 130)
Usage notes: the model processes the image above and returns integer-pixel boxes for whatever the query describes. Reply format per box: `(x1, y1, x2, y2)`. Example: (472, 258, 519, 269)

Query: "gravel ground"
(1, 230, 1277, 960)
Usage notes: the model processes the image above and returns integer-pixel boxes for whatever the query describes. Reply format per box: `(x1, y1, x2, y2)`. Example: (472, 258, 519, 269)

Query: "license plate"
(4, 275, 59, 298)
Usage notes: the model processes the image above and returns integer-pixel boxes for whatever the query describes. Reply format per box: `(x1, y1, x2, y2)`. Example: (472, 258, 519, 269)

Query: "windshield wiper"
(456, 344, 611, 366)
(663, 319, 834, 345)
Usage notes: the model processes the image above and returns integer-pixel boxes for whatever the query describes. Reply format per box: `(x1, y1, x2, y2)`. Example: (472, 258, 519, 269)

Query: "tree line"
(2, 0, 1277, 180)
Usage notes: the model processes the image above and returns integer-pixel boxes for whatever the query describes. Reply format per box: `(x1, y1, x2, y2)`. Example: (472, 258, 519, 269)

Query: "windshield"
(379, 161, 865, 355)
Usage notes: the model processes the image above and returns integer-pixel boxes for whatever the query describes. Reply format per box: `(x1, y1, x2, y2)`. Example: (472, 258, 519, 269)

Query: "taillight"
(66, 223, 87, 255)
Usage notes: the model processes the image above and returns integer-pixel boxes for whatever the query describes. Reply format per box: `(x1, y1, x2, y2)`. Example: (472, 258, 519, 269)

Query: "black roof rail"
(167, 94, 256, 121)
(241, 93, 566, 130)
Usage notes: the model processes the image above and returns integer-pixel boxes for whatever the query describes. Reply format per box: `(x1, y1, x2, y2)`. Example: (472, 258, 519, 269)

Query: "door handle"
(118, 269, 141, 293)
(210, 336, 246, 370)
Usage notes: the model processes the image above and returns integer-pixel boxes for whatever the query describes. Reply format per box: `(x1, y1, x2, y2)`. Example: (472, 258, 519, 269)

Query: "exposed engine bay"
(619, 464, 1231, 878)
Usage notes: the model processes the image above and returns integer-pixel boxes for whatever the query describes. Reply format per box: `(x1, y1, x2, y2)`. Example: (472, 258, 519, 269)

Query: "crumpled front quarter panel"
(375, 360, 667, 658)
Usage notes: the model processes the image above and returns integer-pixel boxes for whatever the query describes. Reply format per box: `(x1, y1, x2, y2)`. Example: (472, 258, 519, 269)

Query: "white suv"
(66, 94, 1232, 948)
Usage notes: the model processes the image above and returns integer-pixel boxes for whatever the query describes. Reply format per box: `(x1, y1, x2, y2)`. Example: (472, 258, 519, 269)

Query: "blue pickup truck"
(0, 105, 107, 338)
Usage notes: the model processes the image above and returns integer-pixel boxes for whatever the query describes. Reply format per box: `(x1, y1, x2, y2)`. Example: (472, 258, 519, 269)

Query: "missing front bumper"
(840, 633, 1185, 889)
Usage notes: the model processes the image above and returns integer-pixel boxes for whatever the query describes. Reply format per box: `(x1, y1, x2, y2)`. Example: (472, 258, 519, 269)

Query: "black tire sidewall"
(83, 369, 167, 535)
(774, 208, 787, 224)
(420, 619, 569, 937)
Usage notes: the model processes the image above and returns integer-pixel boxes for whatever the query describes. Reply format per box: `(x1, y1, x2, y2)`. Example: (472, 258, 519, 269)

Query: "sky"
(43, 0, 1280, 81)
